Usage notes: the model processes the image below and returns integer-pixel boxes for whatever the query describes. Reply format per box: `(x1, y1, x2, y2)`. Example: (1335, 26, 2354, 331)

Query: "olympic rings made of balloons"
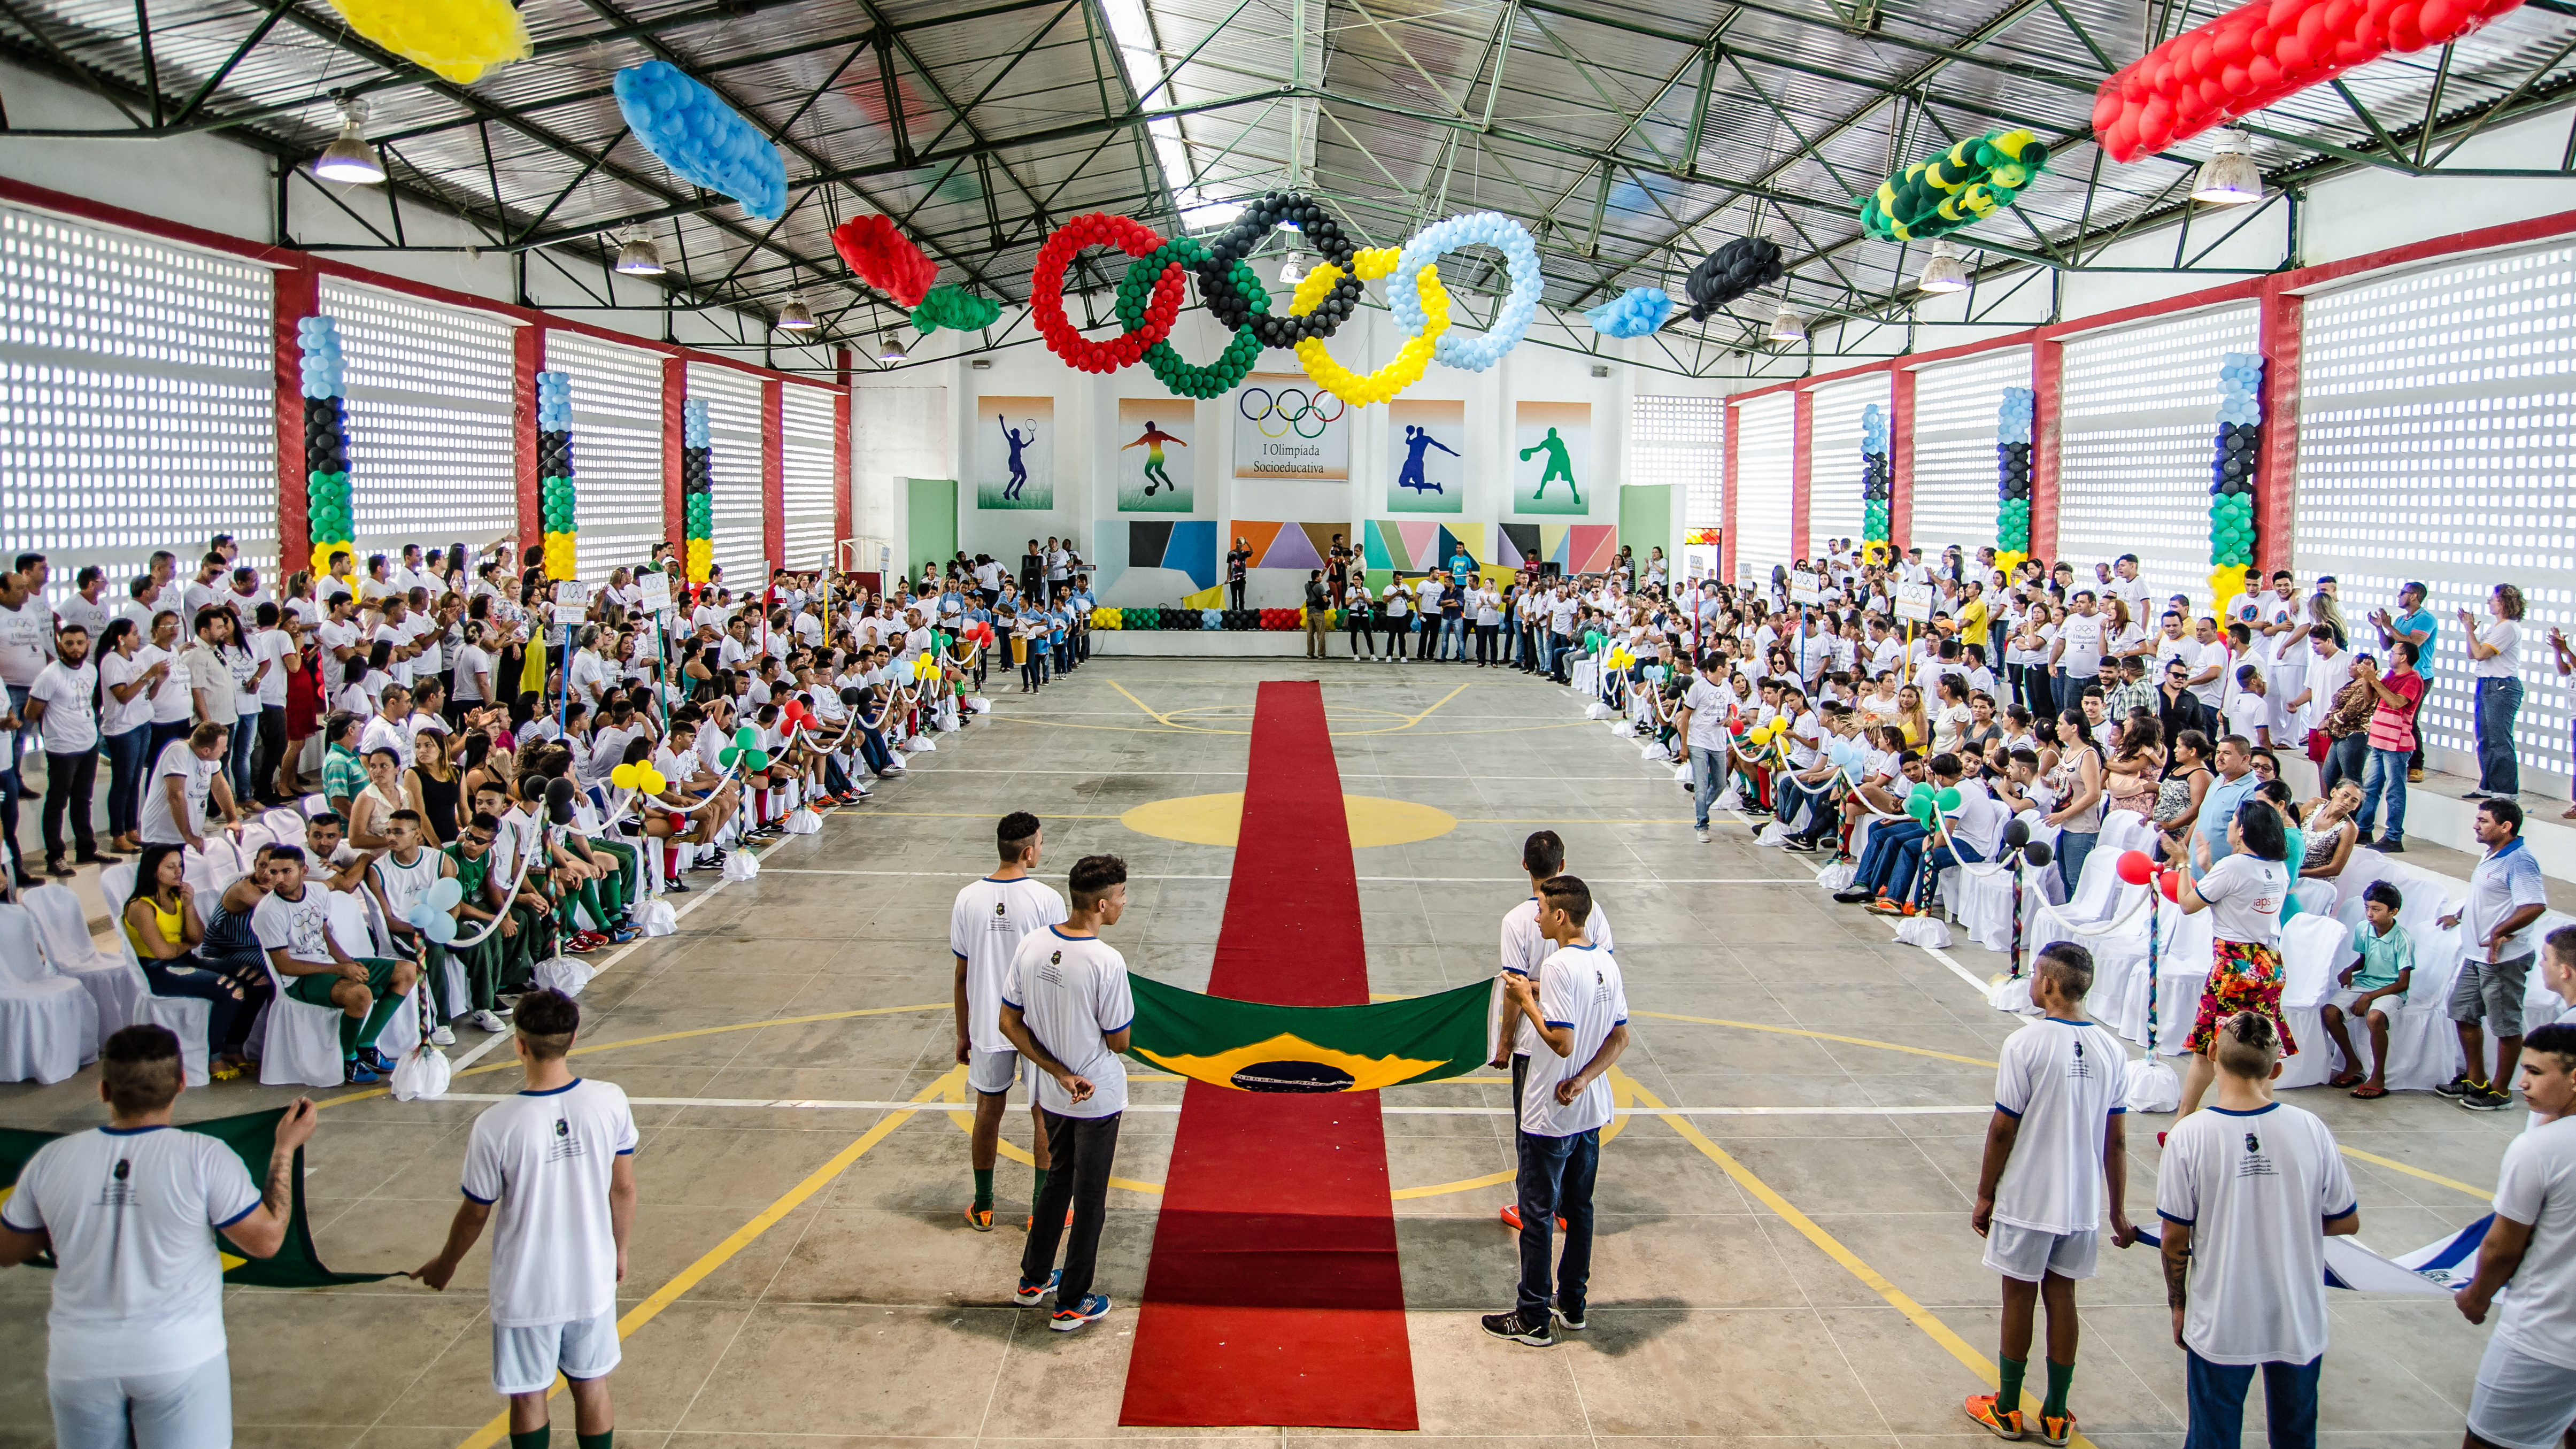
(1114, 236, 1268, 400)
(1031, 213, 1187, 374)
(1387, 211, 1544, 373)
(1291, 248, 1452, 408)
(1196, 190, 1360, 350)
(1238, 385, 1346, 437)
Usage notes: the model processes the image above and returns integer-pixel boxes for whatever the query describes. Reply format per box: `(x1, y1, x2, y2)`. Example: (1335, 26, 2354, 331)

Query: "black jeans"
(143, 951, 266, 1057)
(1020, 1108, 1122, 1302)
(1475, 623, 1499, 664)
(1228, 579, 1245, 610)
(257, 705, 287, 797)
(41, 748, 99, 859)
(1514, 1126, 1600, 1318)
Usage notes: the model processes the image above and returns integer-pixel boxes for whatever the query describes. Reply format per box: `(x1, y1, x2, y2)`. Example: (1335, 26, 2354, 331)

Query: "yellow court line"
(1108, 679, 1233, 734)
(451, 1064, 967, 1449)
(1634, 1010, 2002, 1069)
(2337, 1144, 2494, 1201)
(1617, 1067, 2097, 1448)
(1329, 681, 1472, 736)
(936, 1073, 1169, 1194)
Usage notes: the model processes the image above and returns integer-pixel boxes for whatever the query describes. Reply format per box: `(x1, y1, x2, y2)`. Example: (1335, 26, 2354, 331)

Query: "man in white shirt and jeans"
(1672, 652, 1738, 843)
(415, 989, 638, 1449)
(0, 1025, 317, 1449)
(2457, 1019, 2576, 1449)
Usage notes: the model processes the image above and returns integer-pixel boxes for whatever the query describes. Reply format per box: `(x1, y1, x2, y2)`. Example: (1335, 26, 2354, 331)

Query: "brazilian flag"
(1125, 975, 1490, 1093)
(0, 1106, 395, 1288)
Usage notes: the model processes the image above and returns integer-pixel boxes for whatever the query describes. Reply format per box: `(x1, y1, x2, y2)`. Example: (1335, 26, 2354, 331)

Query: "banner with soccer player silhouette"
(1385, 397, 1464, 514)
(1511, 400, 1590, 515)
(1113, 397, 1194, 512)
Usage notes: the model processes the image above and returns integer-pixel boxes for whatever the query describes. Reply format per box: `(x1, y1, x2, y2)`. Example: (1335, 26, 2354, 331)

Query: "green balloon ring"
(1114, 237, 1269, 402)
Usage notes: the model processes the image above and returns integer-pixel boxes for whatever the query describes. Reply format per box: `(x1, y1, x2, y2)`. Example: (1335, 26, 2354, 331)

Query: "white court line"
(1723, 806, 1997, 996)
(893, 767, 1690, 781)
(420, 1093, 1989, 1117)
(758, 868, 1814, 885)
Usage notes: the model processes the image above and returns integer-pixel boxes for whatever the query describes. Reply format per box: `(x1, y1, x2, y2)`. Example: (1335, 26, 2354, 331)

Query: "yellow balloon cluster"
(1994, 550, 2029, 577)
(542, 529, 577, 581)
(685, 537, 714, 584)
(1289, 249, 1451, 407)
(1743, 720, 1786, 747)
(608, 762, 668, 793)
(326, 0, 531, 82)
(1092, 606, 1123, 630)
(912, 653, 943, 682)
(308, 540, 354, 581)
(1605, 645, 1636, 669)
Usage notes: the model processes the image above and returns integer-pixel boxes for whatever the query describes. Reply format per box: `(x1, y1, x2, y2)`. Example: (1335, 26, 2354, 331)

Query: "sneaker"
(2436, 1074, 2479, 1097)
(565, 934, 599, 955)
(356, 1046, 396, 1076)
(2462, 1086, 2514, 1112)
(1963, 1393, 2024, 1440)
(1014, 1268, 1060, 1305)
(1022, 1208, 1075, 1230)
(44, 855, 73, 878)
(344, 1059, 383, 1084)
(610, 925, 641, 944)
(1050, 1293, 1112, 1331)
(1832, 889, 1874, 905)
(1783, 834, 1819, 853)
(1693, 828, 1711, 844)
(965, 1204, 995, 1232)
(467, 1009, 508, 1034)
(2379, 839, 2407, 853)
(1552, 1304, 1587, 1331)
(1479, 1307, 1555, 1346)
(2464, 789, 2493, 799)
(429, 1024, 456, 1046)
(1498, 1205, 1567, 1231)
(2037, 1409, 2077, 1447)
(664, 876, 691, 892)
(2354, 833, 2378, 848)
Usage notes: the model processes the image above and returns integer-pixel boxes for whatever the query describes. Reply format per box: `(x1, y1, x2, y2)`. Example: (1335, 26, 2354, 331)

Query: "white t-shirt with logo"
(1520, 943, 1628, 1138)
(999, 927, 1135, 1119)
(139, 739, 223, 846)
(1991, 1016, 2127, 1235)
(1499, 900, 1615, 1059)
(2494, 1115, 2576, 1369)
(2155, 1100, 2355, 1366)
(252, 884, 340, 966)
(950, 874, 1070, 1055)
(2195, 851, 2287, 946)
(0, 1125, 260, 1379)
(1681, 676, 1734, 752)
(28, 659, 98, 753)
(2055, 613, 2107, 679)
(459, 1078, 639, 1327)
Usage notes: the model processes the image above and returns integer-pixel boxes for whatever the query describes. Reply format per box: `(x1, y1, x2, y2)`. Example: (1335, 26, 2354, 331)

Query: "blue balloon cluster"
(296, 315, 345, 400)
(1996, 386, 2035, 445)
(1861, 403, 1891, 456)
(536, 370, 573, 431)
(1202, 608, 1222, 628)
(1389, 212, 1545, 373)
(1585, 286, 1672, 338)
(2218, 350, 2263, 425)
(612, 60, 788, 221)
(682, 398, 711, 449)
(403, 876, 465, 945)
(1826, 736, 1869, 783)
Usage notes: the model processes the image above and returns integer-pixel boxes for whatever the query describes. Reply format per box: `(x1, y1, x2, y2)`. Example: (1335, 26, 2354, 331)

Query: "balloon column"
(612, 60, 788, 221)
(1860, 403, 1892, 562)
(2092, 0, 2525, 163)
(831, 214, 936, 309)
(536, 371, 576, 581)
(682, 399, 714, 583)
(2210, 351, 2263, 611)
(1860, 130, 2050, 242)
(1683, 237, 1785, 321)
(325, 0, 529, 82)
(1586, 286, 1671, 338)
(1995, 387, 2035, 575)
(298, 316, 354, 581)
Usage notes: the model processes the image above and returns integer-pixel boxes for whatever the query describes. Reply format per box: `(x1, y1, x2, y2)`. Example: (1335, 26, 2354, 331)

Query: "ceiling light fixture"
(311, 98, 386, 185)
(1767, 304, 1807, 344)
(1277, 248, 1308, 286)
(612, 227, 666, 276)
(2191, 129, 2263, 205)
(1917, 238, 1970, 295)
(776, 291, 817, 331)
(877, 331, 908, 364)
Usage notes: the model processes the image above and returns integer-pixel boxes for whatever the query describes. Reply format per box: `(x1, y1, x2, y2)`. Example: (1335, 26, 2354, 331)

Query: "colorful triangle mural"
(1396, 521, 1440, 569)
(1263, 524, 1325, 572)
(1234, 519, 1286, 566)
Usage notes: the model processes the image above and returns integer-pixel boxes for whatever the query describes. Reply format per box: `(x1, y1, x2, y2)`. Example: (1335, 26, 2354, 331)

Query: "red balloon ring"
(1030, 214, 1188, 374)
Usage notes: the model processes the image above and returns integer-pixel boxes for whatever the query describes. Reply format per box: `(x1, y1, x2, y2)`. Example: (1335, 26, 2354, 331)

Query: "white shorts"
(49, 1354, 233, 1449)
(2470, 1334, 2576, 1449)
(2330, 987, 2405, 1016)
(968, 1046, 1035, 1097)
(1981, 1223, 2099, 1283)
(492, 1308, 621, 1396)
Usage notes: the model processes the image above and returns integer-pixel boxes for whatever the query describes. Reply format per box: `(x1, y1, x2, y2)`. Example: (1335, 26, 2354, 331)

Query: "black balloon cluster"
(1221, 608, 1258, 630)
(1863, 450, 1893, 505)
(1684, 237, 1787, 322)
(1997, 442, 2033, 501)
(1197, 190, 1360, 350)
(2211, 421, 2258, 497)
(539, 428, 575, 481)
(305, 397, 348, 475)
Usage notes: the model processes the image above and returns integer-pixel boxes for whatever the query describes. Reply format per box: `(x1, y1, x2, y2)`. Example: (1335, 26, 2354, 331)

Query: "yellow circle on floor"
(1117, 792, 1457, 847)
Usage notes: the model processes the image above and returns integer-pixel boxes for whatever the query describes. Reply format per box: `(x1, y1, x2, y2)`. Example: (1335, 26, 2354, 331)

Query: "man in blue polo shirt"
(2370, 581, 2437, 783)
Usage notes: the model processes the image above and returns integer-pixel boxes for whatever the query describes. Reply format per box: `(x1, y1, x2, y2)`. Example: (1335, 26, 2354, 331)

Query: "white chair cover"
(21, 883, 143, 1033)
(256, 952, 348, 1088)
(0, 905, 99, 1084)
(2275, 914, 2353, 1090)
(98, 862, 214, 1088)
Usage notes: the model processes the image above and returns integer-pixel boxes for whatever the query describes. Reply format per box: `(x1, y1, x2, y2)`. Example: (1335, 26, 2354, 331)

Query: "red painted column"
(832, 348, 854, 564)
(514, 326, 543, 559)
(661, 357, 686, 559)
(1790, 387, 1814, 562)
(273, 261, 317, 575)
(1720, 399, 1740, 584)
(2255, 283, 2302, 576)
(761, 378, 786, 573)
(2030, 340, 2064, 564)
(1888, 366, 1917, 553)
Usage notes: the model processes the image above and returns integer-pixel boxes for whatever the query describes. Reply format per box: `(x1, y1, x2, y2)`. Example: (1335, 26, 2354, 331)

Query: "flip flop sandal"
(2350, 1084, 2389, 1099)
(2328, 1072, 2365, 1089)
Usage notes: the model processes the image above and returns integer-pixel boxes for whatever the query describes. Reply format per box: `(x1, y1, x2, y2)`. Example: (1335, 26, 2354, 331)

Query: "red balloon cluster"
(831, 215, 938, 309)
(780, 698, 816, 733)
(1259, 607, 1299, 630)
(1031, 213, 1187, 374)
(2093, 0, 2526, 161)
(2117, 848, 2189, 900)
(963, 620, 996, 650)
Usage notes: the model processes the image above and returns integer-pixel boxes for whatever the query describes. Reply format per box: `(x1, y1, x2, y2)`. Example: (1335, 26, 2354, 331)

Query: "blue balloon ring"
(1387, 212, 1545, 373)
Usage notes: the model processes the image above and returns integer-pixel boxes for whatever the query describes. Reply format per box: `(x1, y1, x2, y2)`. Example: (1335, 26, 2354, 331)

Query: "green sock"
(576, 1432, 612, 1449)
(1032, 1166, 1050, 1208)
(508, 1428, 549, 1449)
(1997, 1357, 2026, 1419)
(2043, 1358, 2073, 1420)
(974, 1167, 994, 1212)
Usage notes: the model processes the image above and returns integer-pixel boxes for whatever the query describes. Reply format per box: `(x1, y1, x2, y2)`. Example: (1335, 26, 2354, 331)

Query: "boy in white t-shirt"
(1965, 944, 2136, 1446)
(951, 812, 1069, 1231)
(1493, 831, 1614, 1234)
(2156, 1012, 2359, 1449)
(414, 989, 638, 1449)
(0, 1026, 316, 1449)
(2459, 1020, 2576, 1449)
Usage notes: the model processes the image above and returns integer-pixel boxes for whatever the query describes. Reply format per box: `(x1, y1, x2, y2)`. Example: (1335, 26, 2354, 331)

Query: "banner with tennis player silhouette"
(1231, 374, 1348, 482)
(975, 396, 1053, 510)
(1124, 974, 1489, 1093)
(1385, 397, 1464, 513)
(1113, 397, 1194, 512)
(1511, 400, 1591, 516)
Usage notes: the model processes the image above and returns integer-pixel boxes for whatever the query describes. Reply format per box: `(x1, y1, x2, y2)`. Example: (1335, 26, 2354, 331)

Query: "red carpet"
(1117, 681, 1418, 1430)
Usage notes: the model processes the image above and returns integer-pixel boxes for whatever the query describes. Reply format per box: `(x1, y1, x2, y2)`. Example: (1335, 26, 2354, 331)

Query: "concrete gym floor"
(0, 655, 2522, 1447)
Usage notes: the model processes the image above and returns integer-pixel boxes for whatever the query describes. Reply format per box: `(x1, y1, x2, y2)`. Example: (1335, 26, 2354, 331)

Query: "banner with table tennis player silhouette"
(1385, 398, 1464, 514)
(1113, 397, 1194, 512)
(976, 396, 1053, 510)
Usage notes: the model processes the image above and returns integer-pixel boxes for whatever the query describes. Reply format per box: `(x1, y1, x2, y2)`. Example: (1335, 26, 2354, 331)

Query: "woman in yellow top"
(1895, 683, 1930, 750)
(122, 843, 266, 1078)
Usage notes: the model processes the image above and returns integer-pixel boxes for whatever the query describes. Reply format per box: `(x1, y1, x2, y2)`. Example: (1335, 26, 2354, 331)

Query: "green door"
(907, 477, 958, 580)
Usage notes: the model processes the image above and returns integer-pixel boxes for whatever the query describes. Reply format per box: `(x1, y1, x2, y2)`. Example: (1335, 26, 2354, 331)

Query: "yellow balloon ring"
(1291, 248, 1449, 408)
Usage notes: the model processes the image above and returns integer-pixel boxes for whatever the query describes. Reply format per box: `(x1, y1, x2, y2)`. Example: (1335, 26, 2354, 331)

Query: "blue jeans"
(1692, 746, 1729, 829)
(1918, 837, 1985, 907)
(102, 725, 151, 838)
(2475, 675, 2523, 796)
(2318, 732, 2369, 797)
(2359, 745, 2409, 842)
(1439, 614, 1467, 660)
(2185, 1350, 2319, 1449)
(1776, 774, 1833, 835)
(228, 713, 259, 801)
(1853, 820, 1931, 897)
(2055, 829, 2097, 897)
(1514, 1126, 1599, 1319)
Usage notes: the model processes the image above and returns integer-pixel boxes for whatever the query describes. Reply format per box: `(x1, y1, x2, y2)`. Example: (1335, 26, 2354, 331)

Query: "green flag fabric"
(0, 1107, 395, 1288)
(1124, 974, 1491, 1093)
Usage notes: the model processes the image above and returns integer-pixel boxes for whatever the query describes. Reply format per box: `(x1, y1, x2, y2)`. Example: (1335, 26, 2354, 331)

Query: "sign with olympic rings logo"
(1232, 374, 1349, 481)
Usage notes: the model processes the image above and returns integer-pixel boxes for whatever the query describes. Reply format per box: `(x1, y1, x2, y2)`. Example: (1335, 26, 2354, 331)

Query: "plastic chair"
(97, 861, 214, 1088)
(0, 905, 100, 1084)
(20, 883, 143, 1034)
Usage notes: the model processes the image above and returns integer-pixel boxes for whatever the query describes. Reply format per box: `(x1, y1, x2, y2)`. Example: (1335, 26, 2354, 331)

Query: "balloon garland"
(297, 315, 354, 581)
(1114, 236, 1267, 399)
(1585, 286, 1670, 338)
(1289, 249, 1453, 407)
(2093, 0, 2524, 163)
(537, 370, 577, 580)
(1197, 192, 1360, 349)
(613, 60, 788, 221)
(831, 214, 936, 309)
(681, 399, 714, 583)
(324, 0, 529, 82)
(1860, 130, 2050, 242)
(1860, 403, 1892, 562)
(1388, 212, 1544, 373)
(1684, 238, 1786, 321)
(913, 283, 1000, 336)
(1995, 387, 2034, 574)
(1031, 213, 1189, 374)
(2209, 351, 2262, 609)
